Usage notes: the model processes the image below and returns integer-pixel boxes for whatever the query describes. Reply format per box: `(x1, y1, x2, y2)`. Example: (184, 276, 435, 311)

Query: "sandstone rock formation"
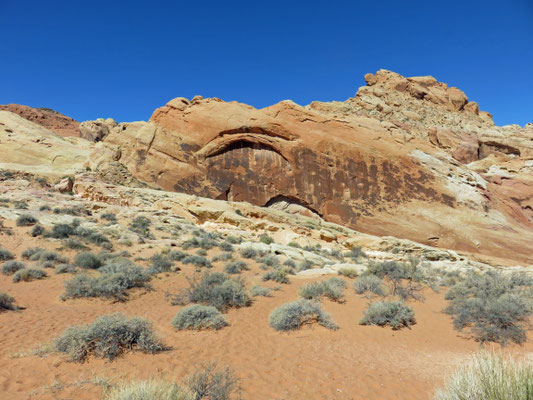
(0, 103, 80, 137)
(1, 70, 533, 266)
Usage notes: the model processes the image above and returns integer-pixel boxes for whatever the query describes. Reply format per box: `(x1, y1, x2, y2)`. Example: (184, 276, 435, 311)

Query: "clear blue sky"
(1, 0, 532, 126)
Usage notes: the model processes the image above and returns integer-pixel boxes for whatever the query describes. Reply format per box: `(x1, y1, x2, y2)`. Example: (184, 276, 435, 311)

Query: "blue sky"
(1, 0, 532, 126)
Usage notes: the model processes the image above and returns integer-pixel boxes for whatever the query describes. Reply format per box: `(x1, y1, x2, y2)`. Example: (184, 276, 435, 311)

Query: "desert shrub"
(75, 226, 111, 247)
(444, 271, 533, 345)
(185, 363, 239, 400)
(39, 260, 55, 269)
(171, 305, 228, 331)
(39, 250, 66, 262)
(12, 268, 47, 283)
(224, 261, 248, 274)
(64, 238, 89, 250)
(212, 252, 233, 262)
(283, 259, 296, 268)
(183, 236, 218, 251)
(250, 285, 272, 297)
(354, 275, 386, 297)
(31, 224, 45, 237)
(101, 212, 117, 222)
(240, 247, 257, 259)
(54, 313, 163, 362)
(269, 299, 338, 331)
(180, 272, 251, 311)
(14, 201, 28, 209)
(345, 246, 367, 260)
(337, 268, 359, 279)
(262, 268, 289, 284)
(288, 241, 301, 248)
(218, 241, 234, 252)
(260, 255, 279, 267)
(259, 233, 273, 245)
(63, 260, 149, 301)
(2, 260, 26, 275)
(297, 259, 314, 272)
(21, 247, 44, 259)
(16, 213, 38, 226)
(299, 277, 346, 302)
(129, 216, 153, 238)
(196, 249, 207, 256)
(0, 247, 14, 261)
(74, 252, 102, 269)
(329, 248, 344, 259)
(147, 254, 174, 274)
(0, 292, 17, 311)
(182, 255, 211, 268)
(104, 381, 186, 400)
(53, 206, 88, 216)
(433, 351, 533, 400)
(225, 236, 242, 245)
(55, 263, 76, 274)
(39, 204, 51, 211)
(360, 301, 415, 330)
(168, 250, 187, 261)
(44, 223, 76, 239)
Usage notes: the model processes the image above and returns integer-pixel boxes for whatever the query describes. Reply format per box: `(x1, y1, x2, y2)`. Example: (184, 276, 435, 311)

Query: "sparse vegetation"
(240, 247, 257, 259)
(129, 215, 153, 238)
(359, 301, 415, 330)
(174, 272, 251, 311)
(101, 212, 117, 222)
(55, 263, 76, 274)
(74, 251, 102, 269)
(2, 260, 26, 275)
(54, 313, 163, 362)
(12, 268, 47, 283)
(16, 213, 38, 226)
(444, 271, 533, 345)
(63, 260, 150, 301)
(171, 305, 228, 330)
(354, 275, 386, 297)
(259, 233, 273, 245)
(434, 351, 533, 400)
(299, 277, 347, 302)
(147, 254, 174, 274)
(337, 267, 359, 279)
(224, 260, 248, 274)
(0, 247, 14, 261)
(182, 255, 211, 268)
(250, 285, 272, 297)
(262, 268, 290, 284)
(31, 224, 44, 237)
(269, 299, 338, 331)
(0, 292, 18, 311)
(168, 250, 187, 261)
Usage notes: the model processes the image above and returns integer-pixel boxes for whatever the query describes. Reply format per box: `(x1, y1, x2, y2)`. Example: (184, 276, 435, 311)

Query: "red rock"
(0, 104, 79, 137)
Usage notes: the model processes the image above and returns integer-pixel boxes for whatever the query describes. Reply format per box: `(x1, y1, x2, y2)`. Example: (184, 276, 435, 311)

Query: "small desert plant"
(168, 250, 187, 261)
(0, 292, 18, 311)
(101, 212, 117, 222)
(63, 261, 149, 301)
(184, 363, 239, 400)
(55, 263, 76, 274)
(129, 215, 153, 238)
(14, 201, 28, 209)
(0, 247, 14, 261)
(212, 252, 233, 262)
(337, 268, 359, 279)
(31, 224, 45, 237)
(240, 247, 257, 259)
(299, 277, 347, 302)
(2, 260, 26, 275)
(345, 246, 367, 260)
(104, 381, 185, 400)
(74, 252, 103, 269)
(147, 254, 174, 274)
(260, 255, 279, 267)
(269, 299, 338, 331)
(218, 241, 234, 252)
(259, 233, 273, 245)
(250, 285, 272, 297)
(54, 313, 163, 362)
(224, 261, 248, 274)
(225, 236, 242, 244)
(433, 351, 533, 400)
(182, 255, 211, 268)
(22, 247, 44, 259)
(354, 275, 386, 297)
(177, 272, 251, 311)
(171, 305, 228, 331)
(12, 268, 47, 283)
(360, 301, 415, 330)
(16, 213, 38, 226)
(262, 268, 290, 284)
(444, 270, 533, 345)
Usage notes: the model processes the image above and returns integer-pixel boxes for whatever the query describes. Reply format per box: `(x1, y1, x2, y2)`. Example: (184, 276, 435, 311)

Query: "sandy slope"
(1, 227, 524, 400)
